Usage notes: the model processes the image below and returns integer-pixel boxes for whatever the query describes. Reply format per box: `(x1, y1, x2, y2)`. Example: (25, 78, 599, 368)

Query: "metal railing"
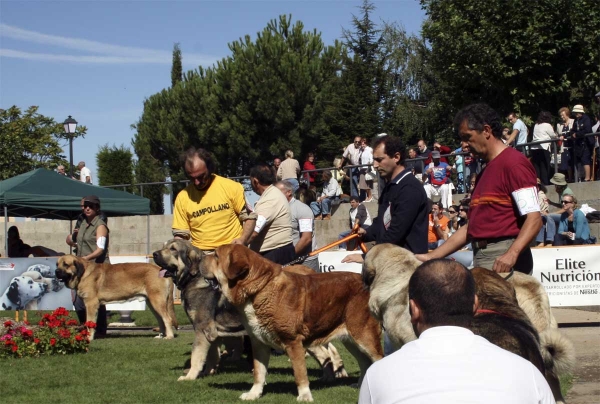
(103, 131, 600, 210)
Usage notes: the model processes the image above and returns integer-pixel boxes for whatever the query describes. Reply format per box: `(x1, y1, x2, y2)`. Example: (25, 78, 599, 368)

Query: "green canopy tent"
(1, 169, 151, 255)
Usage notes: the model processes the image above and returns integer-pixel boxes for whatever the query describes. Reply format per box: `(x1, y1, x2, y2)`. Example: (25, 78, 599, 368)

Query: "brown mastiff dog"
(201, 244, 383, 402)
(55, 255, 177, 341)
(153, 239, 348, 382)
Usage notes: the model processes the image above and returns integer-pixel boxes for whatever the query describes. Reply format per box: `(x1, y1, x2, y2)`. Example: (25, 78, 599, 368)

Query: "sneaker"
(364, 198, 373, 202)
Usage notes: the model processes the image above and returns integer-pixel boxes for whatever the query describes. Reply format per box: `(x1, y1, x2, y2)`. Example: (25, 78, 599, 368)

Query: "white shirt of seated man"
(359, 261, 555, 404)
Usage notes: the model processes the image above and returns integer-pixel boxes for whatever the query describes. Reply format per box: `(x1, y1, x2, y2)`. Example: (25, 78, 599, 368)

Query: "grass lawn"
(1, 308, 573, 403)
(1, 308, 362, 403)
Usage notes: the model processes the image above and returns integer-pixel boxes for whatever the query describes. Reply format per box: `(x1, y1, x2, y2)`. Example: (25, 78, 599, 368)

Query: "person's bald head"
(409, 259, 476, 334)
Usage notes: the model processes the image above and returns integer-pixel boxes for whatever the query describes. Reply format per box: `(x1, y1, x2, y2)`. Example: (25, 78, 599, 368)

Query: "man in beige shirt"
(276, 150, 301, 192)
(249, 163, 295, 264)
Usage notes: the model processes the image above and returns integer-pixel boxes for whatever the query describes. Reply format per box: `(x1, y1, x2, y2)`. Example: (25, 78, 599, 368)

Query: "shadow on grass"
(208, 377, 359, 395)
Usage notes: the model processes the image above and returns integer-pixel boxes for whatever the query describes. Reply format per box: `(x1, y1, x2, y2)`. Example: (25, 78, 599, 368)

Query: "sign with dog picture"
(0, 258, 71, 311)
(531, 246, 600, 307)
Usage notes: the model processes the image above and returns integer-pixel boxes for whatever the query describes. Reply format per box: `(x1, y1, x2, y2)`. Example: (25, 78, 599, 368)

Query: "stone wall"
(2, 182, 598, 257)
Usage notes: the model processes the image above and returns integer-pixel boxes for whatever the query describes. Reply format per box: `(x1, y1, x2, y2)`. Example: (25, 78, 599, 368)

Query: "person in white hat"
(569, 104, 593, 181)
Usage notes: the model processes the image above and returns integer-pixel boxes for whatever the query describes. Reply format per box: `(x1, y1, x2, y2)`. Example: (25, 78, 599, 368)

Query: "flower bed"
(1, 307, 95, 358)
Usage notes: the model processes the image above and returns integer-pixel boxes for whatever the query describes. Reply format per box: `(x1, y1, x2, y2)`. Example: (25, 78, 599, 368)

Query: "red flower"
(22, 329, 33, 338)
(79, 329, 89, 336)
(3, 320, 12, 328)
(66, 319, 79, 326)
(58, 329, 71, 339)
(4, 339, 13, 346)
(84, 321, 97, 329)
(75, 335, 83, 342)
(34, 338, 40, 344)
(50, 338, 56, 346)
(53, 307, 69, 317)
(38, 321, 45, 326)
(11, 345, 18, 352)
(23, 320, 30, 325)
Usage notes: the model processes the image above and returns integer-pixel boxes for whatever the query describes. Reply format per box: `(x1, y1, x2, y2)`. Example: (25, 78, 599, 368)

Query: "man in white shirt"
(77, 161, 92, 184)
(275, 180, 318, 271)
(507, 112, 529, 155)
(359, 259, 555, 404)
(342, 136, 363, 197)
(310, 170, 341, 220)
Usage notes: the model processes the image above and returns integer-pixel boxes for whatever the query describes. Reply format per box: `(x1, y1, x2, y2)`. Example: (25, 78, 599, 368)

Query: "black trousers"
(260, 243, 296, 266)
(531, 149, 551, 185)
(74, 295, 108, 334)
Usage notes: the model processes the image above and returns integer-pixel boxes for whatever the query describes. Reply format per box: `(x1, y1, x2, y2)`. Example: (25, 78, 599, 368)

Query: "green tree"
(171, 43, 183, 88)
(0, 106, 87, 180)
(96, 144, 135, 192)
(420, 0, 600, 119)
(134, 15, 345, 184)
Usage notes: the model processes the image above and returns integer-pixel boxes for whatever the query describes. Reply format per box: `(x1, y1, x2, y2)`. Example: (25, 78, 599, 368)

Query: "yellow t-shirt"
(172, 175, 245, 250)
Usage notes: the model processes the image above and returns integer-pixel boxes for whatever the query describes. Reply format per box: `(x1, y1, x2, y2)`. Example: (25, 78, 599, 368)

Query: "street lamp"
(63, 116, 78, 178)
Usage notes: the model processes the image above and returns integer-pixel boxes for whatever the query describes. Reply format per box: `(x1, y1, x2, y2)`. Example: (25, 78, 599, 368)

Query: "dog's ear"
(222, 245, 250, 281)
(74, 257, 86, 279)
(188, 247, 202, 276)
(7, 281, 21, 307)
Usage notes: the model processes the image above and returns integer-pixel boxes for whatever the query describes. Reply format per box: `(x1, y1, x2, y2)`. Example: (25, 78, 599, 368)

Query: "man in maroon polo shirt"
(416, 103, 542, 274)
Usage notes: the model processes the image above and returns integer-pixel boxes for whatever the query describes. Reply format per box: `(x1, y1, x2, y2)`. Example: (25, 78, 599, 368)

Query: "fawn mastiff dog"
(200, 244, 383, 402)
(152, 239, 348, 382)
(55, 255, 177, 341)
(362, 244, 574, 404)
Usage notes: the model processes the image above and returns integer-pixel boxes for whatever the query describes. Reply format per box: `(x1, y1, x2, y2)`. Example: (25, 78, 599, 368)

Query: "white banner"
(318, 251, 363, 274)
(105, 256, 149, 311)
(531, 246, 600, 307)
(319, 246, 600, 307)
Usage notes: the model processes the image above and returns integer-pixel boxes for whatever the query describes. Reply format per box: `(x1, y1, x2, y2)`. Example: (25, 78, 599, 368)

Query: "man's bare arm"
(416, 224, 469, 262)
(295, 232, 312, 255)
(506, 129, 519, 145)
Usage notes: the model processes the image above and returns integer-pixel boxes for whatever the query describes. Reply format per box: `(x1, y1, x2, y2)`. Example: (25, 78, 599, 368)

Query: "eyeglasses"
(82, 202, 96, 209)
(561, 200, 572, 204)
(448, 210, 456, 214)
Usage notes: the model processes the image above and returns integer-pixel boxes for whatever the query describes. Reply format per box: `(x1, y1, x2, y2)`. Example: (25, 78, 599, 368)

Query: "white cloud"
(0, 23, 219, 66)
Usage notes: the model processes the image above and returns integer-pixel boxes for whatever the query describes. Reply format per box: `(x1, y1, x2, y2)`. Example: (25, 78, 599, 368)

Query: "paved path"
(554, 308, 600, 404)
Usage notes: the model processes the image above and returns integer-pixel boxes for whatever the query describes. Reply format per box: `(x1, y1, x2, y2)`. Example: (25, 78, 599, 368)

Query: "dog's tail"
(539, 329, 575, 377)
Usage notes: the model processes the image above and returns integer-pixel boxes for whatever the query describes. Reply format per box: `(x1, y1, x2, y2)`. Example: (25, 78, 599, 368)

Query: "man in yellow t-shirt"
(427, 201, 450, 250)
(172, 147, 256, 250)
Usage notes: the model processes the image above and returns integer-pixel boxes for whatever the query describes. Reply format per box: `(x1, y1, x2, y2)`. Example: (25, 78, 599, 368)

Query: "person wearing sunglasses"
(447, 205, 460, 235)
(71, 195, 109, 336)
(554, 196, 594, 245)
(66, 198, 108, 252)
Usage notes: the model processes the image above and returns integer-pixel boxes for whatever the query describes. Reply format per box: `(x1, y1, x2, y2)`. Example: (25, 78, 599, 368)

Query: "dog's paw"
(177, 375, 194, 381)
(240, 392, 261, 401)
(335, 366, 349, 378)
(296, 391, 313, 402)
(154, 333, 164, 339)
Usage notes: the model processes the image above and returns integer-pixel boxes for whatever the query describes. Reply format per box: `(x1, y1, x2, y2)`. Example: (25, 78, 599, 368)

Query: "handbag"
(365, 167, 377, 181)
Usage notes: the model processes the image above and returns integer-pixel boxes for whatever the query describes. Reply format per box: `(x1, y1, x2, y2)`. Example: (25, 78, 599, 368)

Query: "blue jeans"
(456, 172, 465, 194)
(535, 216, 556, 244)
(310, 197, 337, 216)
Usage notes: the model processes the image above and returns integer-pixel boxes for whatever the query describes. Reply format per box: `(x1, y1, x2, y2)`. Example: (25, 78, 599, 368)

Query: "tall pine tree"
(171, 43, 183, 88)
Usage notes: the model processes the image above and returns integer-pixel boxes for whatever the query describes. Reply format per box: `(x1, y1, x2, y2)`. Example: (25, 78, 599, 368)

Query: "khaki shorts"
(472, 238, 533, 274)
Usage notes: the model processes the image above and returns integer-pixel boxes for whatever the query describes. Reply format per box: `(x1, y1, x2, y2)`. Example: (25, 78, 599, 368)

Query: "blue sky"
(1, 0, 426, 185)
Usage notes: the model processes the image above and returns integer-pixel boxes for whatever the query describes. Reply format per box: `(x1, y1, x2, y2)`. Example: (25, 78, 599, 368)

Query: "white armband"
(298, 218, 313, 233)
(511, 187, 540, 216)
(254, 215, 267, 233)
(97, 236, 107, 249)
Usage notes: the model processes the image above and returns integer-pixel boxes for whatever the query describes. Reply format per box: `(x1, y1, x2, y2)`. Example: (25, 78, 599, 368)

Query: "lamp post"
(63, 116, 78, 178)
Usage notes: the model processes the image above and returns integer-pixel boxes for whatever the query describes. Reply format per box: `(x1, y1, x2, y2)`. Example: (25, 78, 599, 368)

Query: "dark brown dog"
(201, 244, 383, 402)
(55, 255, 177, 341)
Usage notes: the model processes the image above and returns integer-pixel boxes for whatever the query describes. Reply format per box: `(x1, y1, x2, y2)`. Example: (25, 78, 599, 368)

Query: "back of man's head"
(250, 163, 276, 186)
(409, 259, 475, 330)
